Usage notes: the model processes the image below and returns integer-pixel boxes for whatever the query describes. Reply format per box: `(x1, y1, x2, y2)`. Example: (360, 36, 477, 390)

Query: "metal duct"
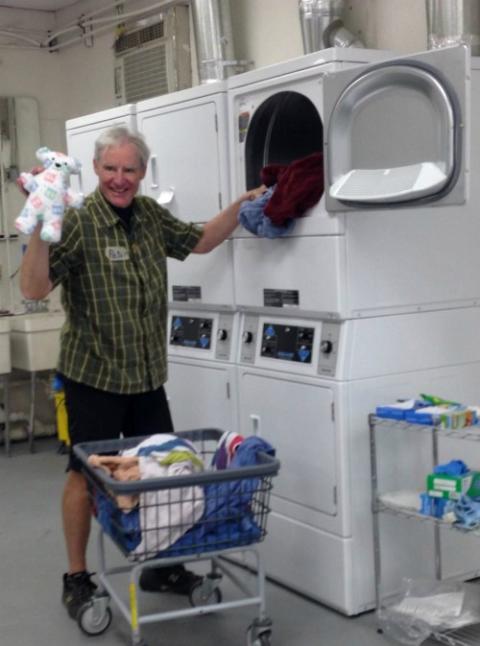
(298, 0, 363, 54)
(191, 0, 246, 83)
(426, 0, 480, 56)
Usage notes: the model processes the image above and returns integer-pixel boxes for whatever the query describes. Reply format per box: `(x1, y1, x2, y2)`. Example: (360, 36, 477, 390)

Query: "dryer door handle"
(150, 154, 159, 190)
(250, 413, 261, 436)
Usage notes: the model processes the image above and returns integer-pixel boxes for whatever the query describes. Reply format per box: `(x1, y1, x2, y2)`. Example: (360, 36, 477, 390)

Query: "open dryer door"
(323, 45, 468, 211)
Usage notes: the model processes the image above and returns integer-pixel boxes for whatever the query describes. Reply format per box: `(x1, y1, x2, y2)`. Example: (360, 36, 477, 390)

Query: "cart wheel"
(246, 624, 272, 646)
(246, 631, 271, 646)
(77, 600, 113, 636)
(189, 579, 222, 607)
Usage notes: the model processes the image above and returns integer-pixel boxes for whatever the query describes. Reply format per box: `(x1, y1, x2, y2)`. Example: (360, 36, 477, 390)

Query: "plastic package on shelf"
(377, 578, 480, 646)
(375, 394, 479, 428)
(375, 399, 427, 420)
(405, 405, 477, 429)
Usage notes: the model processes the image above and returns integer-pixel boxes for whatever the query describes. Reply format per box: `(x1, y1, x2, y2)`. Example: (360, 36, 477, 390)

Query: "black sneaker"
(139, 564, 202, 595)
(62, 571, 97, 619)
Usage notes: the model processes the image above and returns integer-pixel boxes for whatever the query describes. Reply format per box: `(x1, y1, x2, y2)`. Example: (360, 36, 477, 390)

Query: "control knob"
(320, 340, 333, 354)
(242, 331, 253, 344)
(217, 328, 228, 341)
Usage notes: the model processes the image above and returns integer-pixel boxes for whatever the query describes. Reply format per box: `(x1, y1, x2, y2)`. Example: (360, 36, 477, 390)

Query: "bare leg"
(62, 470, 91, 573)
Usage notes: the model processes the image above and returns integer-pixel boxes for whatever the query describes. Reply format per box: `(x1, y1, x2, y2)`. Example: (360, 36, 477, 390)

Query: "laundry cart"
(73, 429, 279, 646)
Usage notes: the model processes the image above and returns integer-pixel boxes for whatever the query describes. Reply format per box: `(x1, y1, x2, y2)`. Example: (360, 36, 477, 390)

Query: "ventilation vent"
(118, 43, 169, 102)
(114, 7, 192, 105)
(114, 21, 165, 55)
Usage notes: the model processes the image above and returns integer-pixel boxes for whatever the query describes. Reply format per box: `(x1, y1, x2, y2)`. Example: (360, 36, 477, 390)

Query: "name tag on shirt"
(106, 246, 129, 261)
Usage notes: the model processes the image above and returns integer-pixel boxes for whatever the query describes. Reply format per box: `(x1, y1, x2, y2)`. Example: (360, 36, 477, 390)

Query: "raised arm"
(192, 185, 267, 254)
(20, 223, 53, 300)
(16, 171, 53, 299)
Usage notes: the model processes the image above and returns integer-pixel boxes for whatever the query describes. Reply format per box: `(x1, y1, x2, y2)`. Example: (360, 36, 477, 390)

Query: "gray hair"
(94, 126, 150, 169)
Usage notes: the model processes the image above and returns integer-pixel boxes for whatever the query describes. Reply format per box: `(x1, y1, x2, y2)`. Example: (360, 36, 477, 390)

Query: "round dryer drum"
(244, 91, 323, 189)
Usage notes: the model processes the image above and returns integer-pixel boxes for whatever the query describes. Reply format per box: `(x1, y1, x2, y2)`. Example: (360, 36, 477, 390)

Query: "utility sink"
(10, 313, 65, 372)
(0, 318, 11, 375)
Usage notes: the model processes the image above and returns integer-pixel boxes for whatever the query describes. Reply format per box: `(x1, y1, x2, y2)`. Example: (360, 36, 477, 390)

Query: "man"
(19, 126, 265, 620)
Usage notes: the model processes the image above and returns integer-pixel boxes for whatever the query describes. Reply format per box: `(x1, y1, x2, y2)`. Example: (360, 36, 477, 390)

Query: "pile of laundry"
(88, 431, 275, 560)
(238, 152, 324, 238)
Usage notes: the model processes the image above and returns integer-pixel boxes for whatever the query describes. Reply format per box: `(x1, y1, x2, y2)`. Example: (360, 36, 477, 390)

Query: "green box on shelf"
(426, 471, 480, 500)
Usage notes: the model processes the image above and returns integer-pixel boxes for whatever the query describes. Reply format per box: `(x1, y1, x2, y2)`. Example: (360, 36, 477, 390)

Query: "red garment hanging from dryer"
(260, 152, 324, 226)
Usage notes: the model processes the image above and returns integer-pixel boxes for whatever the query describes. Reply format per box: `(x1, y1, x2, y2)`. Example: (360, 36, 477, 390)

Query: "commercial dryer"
(136, 82, 238, 432)
(65, 104, 137, 196)
(237, 308, 480, 614)
(136, 81, 230, 225)
(229, 46, 480, 614)
(136, 81, 233, 311)
(229, 46, 473, 317)
(166, 308, 239, 433)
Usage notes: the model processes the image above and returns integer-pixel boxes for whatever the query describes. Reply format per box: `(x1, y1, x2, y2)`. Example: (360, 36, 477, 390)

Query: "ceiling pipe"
(190, 0, 249, 83)
(426, 0, 480, 56)
(298, 0, 363, 54)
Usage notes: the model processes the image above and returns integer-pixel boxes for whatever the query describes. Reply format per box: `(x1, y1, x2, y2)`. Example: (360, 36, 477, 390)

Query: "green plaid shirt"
(49, 189, 202, 393)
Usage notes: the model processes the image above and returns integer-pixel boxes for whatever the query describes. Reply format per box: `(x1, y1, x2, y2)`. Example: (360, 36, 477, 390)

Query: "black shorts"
(61, 375, 174, 472)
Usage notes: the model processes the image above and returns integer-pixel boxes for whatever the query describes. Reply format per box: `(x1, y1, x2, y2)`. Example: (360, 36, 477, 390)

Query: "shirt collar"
(91, 188, 144, 230)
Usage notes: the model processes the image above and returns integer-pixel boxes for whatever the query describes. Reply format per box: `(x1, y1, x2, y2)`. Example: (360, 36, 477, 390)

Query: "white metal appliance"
(136, 81, 230, 226)
(229, 46, 473, 318)
(137, 81, 233, 308)
(136, 83, 238, 432)
(65, 104, 137, 196)
(228, 46, 480, 615)
(166, 309, 239, 433)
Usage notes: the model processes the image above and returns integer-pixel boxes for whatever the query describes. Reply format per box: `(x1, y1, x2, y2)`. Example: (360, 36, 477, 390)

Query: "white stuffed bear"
(15, 147, 84, 243)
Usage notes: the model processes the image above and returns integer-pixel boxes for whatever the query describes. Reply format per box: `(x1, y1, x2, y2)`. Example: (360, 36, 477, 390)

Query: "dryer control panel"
(168, 312, 235, 361)
(261, 323, 314, 363)
(170, 315, 213, 350)
(240, 314, 340, 377)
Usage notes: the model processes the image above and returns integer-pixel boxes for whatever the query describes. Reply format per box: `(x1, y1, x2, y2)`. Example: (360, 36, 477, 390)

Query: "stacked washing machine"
(135, 83, 239, 432)
(228, 45, 480, 614)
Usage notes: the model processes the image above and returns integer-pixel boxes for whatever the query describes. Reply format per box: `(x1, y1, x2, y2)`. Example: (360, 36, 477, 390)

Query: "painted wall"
(0, 7, 64, 150)
(228, 0, 428, 69)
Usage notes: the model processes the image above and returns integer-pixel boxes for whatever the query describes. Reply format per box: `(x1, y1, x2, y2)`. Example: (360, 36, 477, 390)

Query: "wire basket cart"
(73, 429, 280, 646)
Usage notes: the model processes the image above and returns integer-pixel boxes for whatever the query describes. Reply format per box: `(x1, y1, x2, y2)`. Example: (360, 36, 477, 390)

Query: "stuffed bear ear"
(36, 147, 51, 163)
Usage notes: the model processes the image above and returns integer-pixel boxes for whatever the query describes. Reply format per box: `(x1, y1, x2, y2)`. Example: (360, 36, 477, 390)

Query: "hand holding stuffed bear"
(15, 147, 84, 243)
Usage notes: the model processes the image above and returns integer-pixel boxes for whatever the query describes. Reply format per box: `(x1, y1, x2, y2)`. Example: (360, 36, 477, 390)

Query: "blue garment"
(158, 436, 275, 557)
(434, 460, 469, 476)
(94, 436, 276, 557)
(238, 186, 295, 238)
(95, 492, 141, 553)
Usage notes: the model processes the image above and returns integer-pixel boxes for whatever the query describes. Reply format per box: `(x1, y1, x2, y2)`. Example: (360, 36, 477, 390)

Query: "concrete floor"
(0, 437, 434, 646)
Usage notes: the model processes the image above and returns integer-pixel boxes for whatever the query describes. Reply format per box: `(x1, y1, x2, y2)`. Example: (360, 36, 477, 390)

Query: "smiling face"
(94, 142, 146, 208)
